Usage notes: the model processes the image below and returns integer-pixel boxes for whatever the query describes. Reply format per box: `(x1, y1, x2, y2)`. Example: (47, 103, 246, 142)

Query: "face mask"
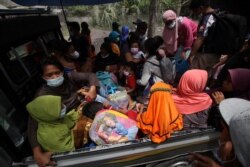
(123, 71, 129, 76)
(101, 53, 109, 58)
(46, 75, 64, 87)
(60, 104, 67, 118)
(70, 51, 80, 59)
(130, 48, 139, 54)
(167, 21, 176, 29)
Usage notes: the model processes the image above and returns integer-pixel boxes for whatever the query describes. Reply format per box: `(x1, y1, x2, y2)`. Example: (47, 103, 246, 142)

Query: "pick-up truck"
(1, 1, 248, 165)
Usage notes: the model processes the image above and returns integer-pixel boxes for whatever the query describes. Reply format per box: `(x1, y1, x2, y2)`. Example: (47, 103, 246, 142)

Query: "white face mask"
(70, 51, 80, 59)
(123, 71, 129, 76)
(60, 104, 67, 118)
(130, 48, 139, 54)
(46, 75, 64, 87)
(101, 53, 109, 58)
(167, 21, 176, 29)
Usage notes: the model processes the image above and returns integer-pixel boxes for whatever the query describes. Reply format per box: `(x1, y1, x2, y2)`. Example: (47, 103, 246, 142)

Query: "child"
(122, 62, 137, 93)
(74, 101, 104, 148)
(26, 95, 78, 153)
(129, 41, 145, 63)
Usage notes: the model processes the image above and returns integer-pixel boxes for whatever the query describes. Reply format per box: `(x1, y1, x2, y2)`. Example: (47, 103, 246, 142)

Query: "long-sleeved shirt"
(28, 72, 99, 148)
(137, 56, 163, 86)
(178, 17, 198, 51)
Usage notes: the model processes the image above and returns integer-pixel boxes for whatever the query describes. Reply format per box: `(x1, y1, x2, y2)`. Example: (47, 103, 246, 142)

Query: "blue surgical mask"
(46, 75, 64, 87)
(60, 104, 67, 118)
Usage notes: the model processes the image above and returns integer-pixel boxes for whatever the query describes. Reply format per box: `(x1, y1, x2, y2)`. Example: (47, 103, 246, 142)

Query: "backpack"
(96, 71, 118, 97)
(159, 56, 175, 84)
(203, 12, 247, 55)
(146, 56, 175, 84)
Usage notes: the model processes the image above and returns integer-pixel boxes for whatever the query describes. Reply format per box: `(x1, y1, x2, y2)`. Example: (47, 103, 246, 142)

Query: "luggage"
(89, 110, 138, 145)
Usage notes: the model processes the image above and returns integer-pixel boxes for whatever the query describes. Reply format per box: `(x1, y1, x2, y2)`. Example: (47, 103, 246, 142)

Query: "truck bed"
(18, 128, 219, 167)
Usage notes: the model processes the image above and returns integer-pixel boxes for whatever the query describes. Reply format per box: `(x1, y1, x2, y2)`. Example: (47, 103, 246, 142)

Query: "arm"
(189, 37, 204, 62)
(70, 72, 99, 100)
(183, 23, 194, 51)
(28, 117, 55, 167)
(136, 62, 152, 86)
(190, 37, 204, 57)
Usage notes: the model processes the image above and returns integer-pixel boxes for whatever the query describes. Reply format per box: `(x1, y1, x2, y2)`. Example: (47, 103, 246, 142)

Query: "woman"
(136, 38, 162, 87)
(222, 68, 250, 100)
(28, 58, 99, 167)
(47, 39, 78, 73)
(162, 10, 197, 57)
(94, 42, 120, 72)
(81, 21, 92, 45)
(120, 26, 130, 56)
(137, 82, 183, 143)
(173, 69, 213, 128)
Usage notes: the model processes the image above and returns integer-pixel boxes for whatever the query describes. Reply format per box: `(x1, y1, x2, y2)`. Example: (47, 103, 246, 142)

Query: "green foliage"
(66, 6, 92, 16)
(66, 0, 191, 28)
(99, 4, 118, 28)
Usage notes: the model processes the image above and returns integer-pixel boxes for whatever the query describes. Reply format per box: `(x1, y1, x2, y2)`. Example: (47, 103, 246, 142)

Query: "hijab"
(162, 10, 178, 55)
(173, 70, 212, 114)
(229, 68, 250, 100)
(26, 95, 78, 152)
(137, 82, 183, 143)
(121, 26, 130, 43)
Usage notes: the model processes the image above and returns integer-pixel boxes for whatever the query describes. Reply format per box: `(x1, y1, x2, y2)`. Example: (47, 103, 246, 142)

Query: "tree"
(148, 0, 158, 37)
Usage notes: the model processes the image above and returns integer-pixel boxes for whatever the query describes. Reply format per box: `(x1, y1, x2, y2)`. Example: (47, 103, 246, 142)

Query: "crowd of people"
(26, 0, 250, 166)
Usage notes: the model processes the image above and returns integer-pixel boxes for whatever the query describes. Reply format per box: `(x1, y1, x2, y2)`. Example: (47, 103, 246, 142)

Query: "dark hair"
(154, 36, 164, 48)
(144, 38, 159, 56)
(82, 102, 103, 119)
(104, 37, 111, 43)
(100, 42, 112, 53)
(124, 61, 136, 72)
(112, 22, 120, 31)
(128, 32, 140, 45)
(81, 22, 90, 35)
(137, 21, 148, 30)
(68, 21, 80, 32)
(189, 0, 211, 10)
(40, 58, 64, 75)
(128, 40, 140, 49)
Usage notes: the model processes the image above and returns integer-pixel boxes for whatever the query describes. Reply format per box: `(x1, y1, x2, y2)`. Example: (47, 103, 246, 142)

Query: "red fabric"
(126, 74, 136, 89)
(126, 110, 138, 121)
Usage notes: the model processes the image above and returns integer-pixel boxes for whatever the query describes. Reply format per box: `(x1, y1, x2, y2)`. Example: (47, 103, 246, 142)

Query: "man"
(188, 0, 220, 77)
(134, 21, 148, 50)
(68, 21, 90, 64)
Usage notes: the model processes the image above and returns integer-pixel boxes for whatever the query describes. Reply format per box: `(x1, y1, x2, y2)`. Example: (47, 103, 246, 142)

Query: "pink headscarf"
(229, 68, 250, 100)
(172, 70, 212, 114)
(162, 10, 178, 55)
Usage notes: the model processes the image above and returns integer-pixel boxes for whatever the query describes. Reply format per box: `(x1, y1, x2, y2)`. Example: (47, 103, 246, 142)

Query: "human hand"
(33, 148, 55, 167)
(136, 103, 144, 114)
(190, 153, 221, 167)
(219, 55, 228, 63)
(79, 86, 97, 101)
(212, 91, 225, 105)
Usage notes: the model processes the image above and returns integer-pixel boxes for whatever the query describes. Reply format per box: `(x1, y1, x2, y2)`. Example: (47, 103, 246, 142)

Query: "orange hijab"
(172, 69, 212, 114)
(137, 82, 183, 143)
